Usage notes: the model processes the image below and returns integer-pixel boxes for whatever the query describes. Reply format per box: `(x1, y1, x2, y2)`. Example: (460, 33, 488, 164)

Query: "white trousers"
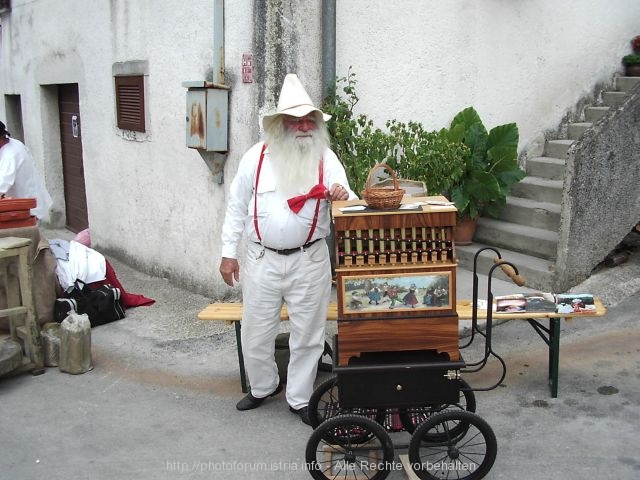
(241, 240, 331, 409)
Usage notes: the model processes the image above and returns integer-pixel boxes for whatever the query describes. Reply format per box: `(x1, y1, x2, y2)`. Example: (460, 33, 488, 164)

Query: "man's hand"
(219, 257, 240, 286)
(327, 183, 350, 201)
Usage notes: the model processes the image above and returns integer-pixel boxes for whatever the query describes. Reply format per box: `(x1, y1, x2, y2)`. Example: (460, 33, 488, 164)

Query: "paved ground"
(2, 229, 640, 479)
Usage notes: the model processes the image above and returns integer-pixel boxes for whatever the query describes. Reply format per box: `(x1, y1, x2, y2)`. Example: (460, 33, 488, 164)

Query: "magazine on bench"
(494, 292, 596, 314)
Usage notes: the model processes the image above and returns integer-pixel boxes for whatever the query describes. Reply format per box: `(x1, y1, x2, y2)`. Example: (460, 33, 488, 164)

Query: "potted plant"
(384, 120, 468, 197)
(622, 54, 640, 77)
(322, 69, 468, 196)
(622, 35, 640, 77)
(446, 107, 525, 244)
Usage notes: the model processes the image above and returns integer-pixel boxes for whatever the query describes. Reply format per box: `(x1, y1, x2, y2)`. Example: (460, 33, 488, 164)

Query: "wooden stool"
(0, 236, 44, 374)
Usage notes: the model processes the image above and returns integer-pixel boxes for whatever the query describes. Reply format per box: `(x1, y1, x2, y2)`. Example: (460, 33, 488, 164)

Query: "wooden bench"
(198, 299, 606, 398)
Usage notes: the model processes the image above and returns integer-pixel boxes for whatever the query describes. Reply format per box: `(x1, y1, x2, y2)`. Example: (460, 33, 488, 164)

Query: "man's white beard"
(266, 125, 328, 195)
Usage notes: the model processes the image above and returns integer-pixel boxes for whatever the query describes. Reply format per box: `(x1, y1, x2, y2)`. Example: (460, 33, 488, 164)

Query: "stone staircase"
(456, 75, 640, 291)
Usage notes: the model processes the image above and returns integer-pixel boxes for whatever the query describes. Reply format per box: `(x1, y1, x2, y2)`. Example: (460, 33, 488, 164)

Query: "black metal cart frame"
(304, 248, 521, 480)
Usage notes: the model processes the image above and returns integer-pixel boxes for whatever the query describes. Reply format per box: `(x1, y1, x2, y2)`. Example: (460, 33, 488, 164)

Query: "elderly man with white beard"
(219, 74, 357, 425)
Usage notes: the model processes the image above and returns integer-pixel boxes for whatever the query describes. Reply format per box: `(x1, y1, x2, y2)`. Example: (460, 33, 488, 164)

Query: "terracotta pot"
(454, 216, 478, 246)
(624, 64, 640, 77)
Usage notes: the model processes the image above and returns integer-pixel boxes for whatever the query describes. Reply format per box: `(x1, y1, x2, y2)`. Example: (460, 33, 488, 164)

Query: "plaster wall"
(0, 0, 325, 297)
(0, 1, 220, 294)
(1, 0, 639, 297)
(335, 0, 640, 153)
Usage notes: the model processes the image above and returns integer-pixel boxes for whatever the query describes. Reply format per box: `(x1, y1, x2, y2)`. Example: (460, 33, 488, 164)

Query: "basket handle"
(365, 163, 399, 192)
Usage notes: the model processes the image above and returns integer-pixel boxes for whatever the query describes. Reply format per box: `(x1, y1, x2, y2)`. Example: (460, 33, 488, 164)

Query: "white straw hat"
(262, 74, 331, 130)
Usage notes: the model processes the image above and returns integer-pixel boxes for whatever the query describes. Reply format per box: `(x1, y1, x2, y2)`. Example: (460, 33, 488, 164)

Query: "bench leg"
(528, 318, 561, 398)
(548, 318, 561, 398)
(234, 321, 248, 393)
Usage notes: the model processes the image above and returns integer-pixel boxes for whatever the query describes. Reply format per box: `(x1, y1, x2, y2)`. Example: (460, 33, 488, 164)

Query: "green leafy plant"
(447, 107, 525, 220)
(322, 71, 524, 220)
(322, 69, 395, 194)
(385, 120, 467, 196)
(322, 68, 468, 196)
(622, 53, 640, 66)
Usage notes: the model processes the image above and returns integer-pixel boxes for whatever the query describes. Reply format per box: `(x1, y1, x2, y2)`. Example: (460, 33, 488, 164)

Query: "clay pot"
(624, 64, 640, 77)
(454, 216, 478, 246)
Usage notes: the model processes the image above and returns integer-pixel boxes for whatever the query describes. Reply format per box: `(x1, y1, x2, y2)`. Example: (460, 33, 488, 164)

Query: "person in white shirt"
(219, 74, 357, 425)
(0, 121, 53, 222)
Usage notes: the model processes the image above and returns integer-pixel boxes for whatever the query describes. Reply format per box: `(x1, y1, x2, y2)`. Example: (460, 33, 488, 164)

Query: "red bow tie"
(287, 184, 328, 213)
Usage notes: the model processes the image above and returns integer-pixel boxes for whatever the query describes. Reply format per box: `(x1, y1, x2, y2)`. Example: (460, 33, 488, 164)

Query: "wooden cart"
(305, 197, 500, 480)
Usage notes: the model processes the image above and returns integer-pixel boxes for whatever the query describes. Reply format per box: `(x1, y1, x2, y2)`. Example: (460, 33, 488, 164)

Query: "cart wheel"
(308, 376, 386, 429)
(408, 410, 497, 480)
(399, 378, 476, 434)
(306, 414, 394, 480)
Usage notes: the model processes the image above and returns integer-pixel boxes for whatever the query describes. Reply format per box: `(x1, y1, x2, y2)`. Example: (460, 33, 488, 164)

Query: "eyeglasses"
(282, 115, 317, 129)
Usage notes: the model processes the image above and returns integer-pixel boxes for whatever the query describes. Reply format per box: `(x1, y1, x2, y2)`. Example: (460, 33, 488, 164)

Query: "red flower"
(632, 35, 640, 54)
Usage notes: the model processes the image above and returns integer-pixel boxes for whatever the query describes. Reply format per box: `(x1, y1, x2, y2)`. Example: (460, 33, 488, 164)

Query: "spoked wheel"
(306, 414, 394, 480)
(308, 376, 386, 429)
(399, 378, 476, 435)
(408, 411, 497, 480)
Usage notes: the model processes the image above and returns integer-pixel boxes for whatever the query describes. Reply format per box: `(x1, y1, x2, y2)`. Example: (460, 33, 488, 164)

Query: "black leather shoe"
(289, 405, 312, 426)
(236, 384, 283, 411)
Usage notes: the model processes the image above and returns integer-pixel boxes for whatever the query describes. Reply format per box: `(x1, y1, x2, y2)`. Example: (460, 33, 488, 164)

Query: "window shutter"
(115, 75, 145, 132)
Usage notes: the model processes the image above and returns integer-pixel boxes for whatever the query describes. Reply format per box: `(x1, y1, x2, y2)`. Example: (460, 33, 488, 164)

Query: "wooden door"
(58, 84, 89, 232)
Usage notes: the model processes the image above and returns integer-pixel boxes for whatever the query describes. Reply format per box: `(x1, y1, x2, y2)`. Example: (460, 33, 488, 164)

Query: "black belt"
(256, 238, 322, 255)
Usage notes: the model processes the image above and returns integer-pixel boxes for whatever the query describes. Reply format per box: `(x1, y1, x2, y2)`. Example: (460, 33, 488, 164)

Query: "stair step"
(500, 197, 561, 230)
(584, 106, 610, 122)
(526, 156, 565, 180)
(456, 242, 556, 292)
(544, 139, 574, 159)
(510, 177, 563, 203)
(466, 70, 637, 294)
(616, 76, 640, 93)
(474, 218, 558, 259)
(602, 91, 628, 107)
(567, 122, 592, 140)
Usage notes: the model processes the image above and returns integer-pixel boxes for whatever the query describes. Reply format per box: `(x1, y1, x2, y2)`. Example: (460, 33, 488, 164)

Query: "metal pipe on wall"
(213, 0, 225, 85)
(207, 0, 227, 183)
(321, 0, 337, 273)
(321, 0, 336, 98)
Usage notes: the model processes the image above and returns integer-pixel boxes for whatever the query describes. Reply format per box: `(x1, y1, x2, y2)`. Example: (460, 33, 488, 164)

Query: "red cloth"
(287, 184, 327, 213)
(90, 260, 155, 309)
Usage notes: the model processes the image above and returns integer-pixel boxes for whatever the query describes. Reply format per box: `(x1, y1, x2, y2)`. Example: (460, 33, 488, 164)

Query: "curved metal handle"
(494, 258, 526, 286)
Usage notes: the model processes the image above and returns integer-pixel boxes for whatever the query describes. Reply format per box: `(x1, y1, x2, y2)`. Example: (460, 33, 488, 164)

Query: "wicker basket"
(361, 163, 405, 210)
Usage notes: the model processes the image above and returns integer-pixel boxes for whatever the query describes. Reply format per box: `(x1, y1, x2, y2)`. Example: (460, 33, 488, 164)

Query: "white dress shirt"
(221, 141, 357, 258)
(0, 138, 53, 221)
